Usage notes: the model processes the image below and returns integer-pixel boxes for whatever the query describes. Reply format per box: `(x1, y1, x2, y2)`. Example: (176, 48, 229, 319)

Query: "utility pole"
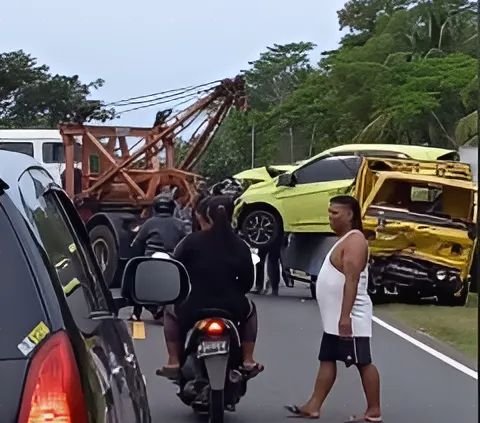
(251, 124, 255, 168)
(309, 123, 317, 158)
(289, 127, 294, 164)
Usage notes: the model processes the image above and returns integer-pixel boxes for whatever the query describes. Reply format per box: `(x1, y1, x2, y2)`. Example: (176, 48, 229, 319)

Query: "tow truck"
(60, 76, 246, 286)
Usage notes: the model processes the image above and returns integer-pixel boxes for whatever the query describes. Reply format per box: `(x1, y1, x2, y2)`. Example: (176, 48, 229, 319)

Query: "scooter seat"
(192, 308, 234, 321)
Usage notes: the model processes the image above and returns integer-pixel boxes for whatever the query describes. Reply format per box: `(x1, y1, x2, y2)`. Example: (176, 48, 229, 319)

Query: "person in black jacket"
(129, 194, 188, 320)
(131, 194, 188, 255)
(157, 195, 263, 380)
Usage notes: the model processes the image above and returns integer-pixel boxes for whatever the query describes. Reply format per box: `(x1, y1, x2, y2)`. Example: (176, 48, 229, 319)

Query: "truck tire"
(240, 208, 282, 250)
(469, 253, 478, 293)
(90, 225, 118, 287)
(437, 282, 469, 307)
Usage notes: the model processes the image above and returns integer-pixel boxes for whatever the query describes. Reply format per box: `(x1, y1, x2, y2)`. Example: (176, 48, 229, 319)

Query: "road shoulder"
(373, 305, 477, 372)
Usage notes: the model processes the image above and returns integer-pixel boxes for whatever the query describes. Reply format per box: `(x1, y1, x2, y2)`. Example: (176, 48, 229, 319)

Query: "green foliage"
(243, 42, 317, 111)
(198, 0, 478, 179)
(198, 111, 253, 181)
(0, 50, 114, 128)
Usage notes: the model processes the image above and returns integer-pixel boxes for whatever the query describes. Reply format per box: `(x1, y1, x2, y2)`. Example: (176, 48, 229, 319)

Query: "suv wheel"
(240, 209, 282, 249)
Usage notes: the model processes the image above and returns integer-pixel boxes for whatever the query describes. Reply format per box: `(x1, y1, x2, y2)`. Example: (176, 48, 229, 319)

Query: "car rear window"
(0, 198, 48, 359)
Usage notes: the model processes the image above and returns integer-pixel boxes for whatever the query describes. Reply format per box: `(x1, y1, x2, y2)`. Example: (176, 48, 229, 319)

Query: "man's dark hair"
(330, 195, 363, 232)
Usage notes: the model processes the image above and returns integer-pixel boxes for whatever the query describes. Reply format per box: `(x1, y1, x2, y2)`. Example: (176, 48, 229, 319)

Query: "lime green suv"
(233, 144, 459, 249)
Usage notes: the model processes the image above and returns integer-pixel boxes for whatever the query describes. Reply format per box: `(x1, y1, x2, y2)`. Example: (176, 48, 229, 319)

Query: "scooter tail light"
(204, 320, 225, 336)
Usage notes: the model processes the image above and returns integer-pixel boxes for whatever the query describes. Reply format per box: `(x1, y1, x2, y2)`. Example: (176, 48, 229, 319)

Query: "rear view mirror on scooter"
(121, 256, 190, 307)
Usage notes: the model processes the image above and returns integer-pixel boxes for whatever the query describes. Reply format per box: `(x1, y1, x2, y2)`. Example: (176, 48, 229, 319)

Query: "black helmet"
(153, 194, 175, 214)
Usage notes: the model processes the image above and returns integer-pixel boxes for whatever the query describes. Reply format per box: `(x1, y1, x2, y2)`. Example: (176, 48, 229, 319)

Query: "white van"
(0, 129, 80, 185)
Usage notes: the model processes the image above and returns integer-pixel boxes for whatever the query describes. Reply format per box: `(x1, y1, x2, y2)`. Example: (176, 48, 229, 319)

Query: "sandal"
(240, 362, 265, 379)
(155, 366, 180, 380)
(284, 405, 320, 419)
(346, 415, 383, 422)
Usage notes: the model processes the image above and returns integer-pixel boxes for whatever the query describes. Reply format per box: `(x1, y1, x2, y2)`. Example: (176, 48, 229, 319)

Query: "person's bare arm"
(338, 233, 368, 337)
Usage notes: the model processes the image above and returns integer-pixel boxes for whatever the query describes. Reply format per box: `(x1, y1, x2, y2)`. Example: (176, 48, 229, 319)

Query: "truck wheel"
(437, 282, 469, 307)
(367, 277, 387, 305)
(240, 208, 282, 250)
(469, 255, 478, 293)
(90, 225, 118, 287)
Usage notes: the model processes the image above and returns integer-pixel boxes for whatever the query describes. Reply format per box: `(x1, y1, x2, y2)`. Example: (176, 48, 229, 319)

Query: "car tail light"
(205, 320, 225, 336)
(18, 331, 88, 423)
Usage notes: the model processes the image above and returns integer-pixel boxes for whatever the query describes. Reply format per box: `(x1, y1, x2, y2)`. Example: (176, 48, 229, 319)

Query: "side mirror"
(277, 172, 295, 187)
(120, 256, 190, 307)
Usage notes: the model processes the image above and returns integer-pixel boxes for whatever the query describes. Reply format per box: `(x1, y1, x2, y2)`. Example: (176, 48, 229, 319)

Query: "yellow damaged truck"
(233, 144, 477, 306)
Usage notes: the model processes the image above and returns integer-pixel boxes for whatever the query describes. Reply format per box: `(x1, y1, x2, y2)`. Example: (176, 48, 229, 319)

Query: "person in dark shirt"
(129, 194, 187, 320)
(157, 195, 263, 380)
(131, 194, 187, 255)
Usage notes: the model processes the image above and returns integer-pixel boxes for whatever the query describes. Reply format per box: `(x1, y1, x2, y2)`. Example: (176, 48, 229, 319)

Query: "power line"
(105, 79, 222, 107)
(114, 90, 204, 116)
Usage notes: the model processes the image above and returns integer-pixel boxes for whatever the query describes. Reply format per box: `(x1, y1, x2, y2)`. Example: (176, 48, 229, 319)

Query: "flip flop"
(155, 366, 180, 380)
(284, 405, 320, 419)
(240, 362, 265, 379)
(346, 415, 383, 422)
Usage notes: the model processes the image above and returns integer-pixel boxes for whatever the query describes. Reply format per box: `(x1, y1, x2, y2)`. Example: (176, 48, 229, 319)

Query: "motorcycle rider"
(129, 193, 188, 320)
(157, 195, 264, 380)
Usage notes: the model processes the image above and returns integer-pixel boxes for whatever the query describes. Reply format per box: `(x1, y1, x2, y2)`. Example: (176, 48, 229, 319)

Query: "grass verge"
(374, 294, 477, 361)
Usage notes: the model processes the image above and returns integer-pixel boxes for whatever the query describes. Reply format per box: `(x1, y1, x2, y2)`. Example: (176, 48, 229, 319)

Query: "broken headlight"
(436, 270, 448, 281)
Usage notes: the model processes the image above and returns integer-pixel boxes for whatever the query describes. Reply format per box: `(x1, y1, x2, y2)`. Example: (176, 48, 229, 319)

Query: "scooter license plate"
(198, 340, 229, 357)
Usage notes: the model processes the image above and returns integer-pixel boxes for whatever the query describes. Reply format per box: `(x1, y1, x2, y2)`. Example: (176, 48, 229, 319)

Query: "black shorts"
(318, 332, 372, 367)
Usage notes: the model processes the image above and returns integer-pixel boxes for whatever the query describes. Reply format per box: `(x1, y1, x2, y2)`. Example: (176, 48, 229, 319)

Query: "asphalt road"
(129, 286, 478, 423)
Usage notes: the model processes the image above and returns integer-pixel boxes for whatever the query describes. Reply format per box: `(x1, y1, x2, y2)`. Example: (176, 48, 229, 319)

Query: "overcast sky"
(0, 0, 346, 127)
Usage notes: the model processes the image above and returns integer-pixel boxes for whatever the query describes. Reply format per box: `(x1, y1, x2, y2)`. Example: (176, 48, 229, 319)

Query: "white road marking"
(373, 316, 478, 380)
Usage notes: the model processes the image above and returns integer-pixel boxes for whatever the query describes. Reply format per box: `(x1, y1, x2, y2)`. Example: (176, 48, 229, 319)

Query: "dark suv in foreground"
(0, 150, 189, 422)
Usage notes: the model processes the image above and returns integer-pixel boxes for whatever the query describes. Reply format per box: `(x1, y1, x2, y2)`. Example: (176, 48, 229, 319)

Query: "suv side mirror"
(120, 256, 190, 307)
(277, 172, 295, 187)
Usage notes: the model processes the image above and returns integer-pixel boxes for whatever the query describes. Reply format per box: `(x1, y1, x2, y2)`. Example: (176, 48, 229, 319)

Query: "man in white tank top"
(286, 196, 383, 422)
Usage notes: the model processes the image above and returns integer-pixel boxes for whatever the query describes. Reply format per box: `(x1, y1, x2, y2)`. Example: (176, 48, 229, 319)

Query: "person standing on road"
(252, 234, 285, 296)
(285, 195, 382, 422)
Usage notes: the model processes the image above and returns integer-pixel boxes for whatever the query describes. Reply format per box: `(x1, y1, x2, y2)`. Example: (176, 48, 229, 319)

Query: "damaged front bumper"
(369, 255, 465, 298)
